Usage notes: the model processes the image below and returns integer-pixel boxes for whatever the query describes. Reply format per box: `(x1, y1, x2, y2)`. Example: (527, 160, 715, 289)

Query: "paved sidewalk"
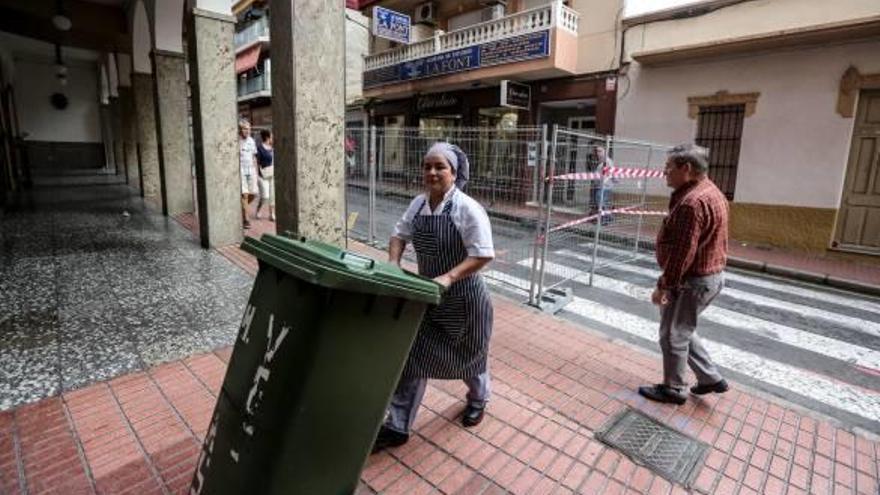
(2, 219, 878, 494)
(726, 243, 880, 290)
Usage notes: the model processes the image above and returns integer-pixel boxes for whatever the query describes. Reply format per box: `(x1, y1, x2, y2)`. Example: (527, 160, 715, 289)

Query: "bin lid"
(240, 235, 443, 305)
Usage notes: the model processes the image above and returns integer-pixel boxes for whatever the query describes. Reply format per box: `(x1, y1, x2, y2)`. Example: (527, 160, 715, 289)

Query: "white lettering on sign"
(190, 412, 220, 495)
(527, 142, 538, 167)
(242, 313, 292, 436)
(239, 304, 257, 344)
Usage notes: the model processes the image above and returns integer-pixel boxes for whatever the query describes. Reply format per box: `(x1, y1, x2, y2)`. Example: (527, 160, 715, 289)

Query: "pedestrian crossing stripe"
(529, 258, 880, 370)
(483, 269, 880, 424)
(572, 244, 880, 315)
(558, 247, 880, 338)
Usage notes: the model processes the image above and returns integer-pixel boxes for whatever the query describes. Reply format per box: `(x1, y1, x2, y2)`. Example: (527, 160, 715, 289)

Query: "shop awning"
(235, 45, 261, 75)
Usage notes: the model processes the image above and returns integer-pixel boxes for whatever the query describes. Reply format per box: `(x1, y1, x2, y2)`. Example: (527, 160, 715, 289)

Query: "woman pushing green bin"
(373, 142, 496, 452)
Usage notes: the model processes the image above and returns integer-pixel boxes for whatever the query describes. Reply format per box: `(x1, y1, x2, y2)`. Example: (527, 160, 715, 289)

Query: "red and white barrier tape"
(545, 212, 603, 234)
(543, 207, 668, 236)
(551, 171, 602, 181)
(551, 166, 665, 181)
(612, 209, 668, 216)
(610, 166, 666, 179)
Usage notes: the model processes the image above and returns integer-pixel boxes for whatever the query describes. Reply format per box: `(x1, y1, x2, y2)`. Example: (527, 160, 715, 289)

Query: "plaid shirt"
(655, 178, 729, 290)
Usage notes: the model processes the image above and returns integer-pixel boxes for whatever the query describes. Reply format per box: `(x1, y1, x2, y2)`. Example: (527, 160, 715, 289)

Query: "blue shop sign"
(401, 47, 480, 81)
(373, 6, 410, 44)
(364, 30, 550, 89)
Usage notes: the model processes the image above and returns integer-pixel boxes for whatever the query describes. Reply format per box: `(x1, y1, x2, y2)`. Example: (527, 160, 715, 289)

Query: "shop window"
(380, 115, 407, 176)
(695, 104, 745, 200)
(472, 109, 519, 195)
(419, 116, 462, 141)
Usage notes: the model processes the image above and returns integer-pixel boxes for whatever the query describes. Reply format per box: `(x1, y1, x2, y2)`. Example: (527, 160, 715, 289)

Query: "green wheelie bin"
(190, 234, 442, 495)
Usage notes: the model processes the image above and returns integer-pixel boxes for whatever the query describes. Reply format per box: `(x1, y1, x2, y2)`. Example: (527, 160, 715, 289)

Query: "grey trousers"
(384, 370, 491, 434)
(659, 273, 724, 390)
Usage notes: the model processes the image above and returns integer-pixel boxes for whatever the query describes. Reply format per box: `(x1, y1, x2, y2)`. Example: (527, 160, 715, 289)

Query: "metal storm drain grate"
(595, 408, 708, 487)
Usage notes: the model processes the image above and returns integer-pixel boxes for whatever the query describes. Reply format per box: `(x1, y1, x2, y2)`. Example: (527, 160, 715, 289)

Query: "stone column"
(152, 50, 194, 217)
(109, 97, 124, 176)
(132, 72, 163, 209)
(188, 8, 242, 248)
(118, 87, 140, 190)
(270, 0, 346, 245)
(99, 104, 114, 171)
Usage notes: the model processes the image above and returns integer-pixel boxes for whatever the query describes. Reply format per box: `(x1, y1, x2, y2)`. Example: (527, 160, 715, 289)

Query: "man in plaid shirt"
(639, 144, 730, 404)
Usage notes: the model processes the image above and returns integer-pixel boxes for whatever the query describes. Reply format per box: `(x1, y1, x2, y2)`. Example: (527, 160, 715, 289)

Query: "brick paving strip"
(1, 218, 877, 494)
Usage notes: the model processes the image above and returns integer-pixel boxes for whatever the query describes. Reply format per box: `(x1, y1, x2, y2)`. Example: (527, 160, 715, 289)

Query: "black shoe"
(371, 426, 409, 454)
(638, 384, 687, 405)
(461, 405, 485, 427)
(690, 379, 729, 395)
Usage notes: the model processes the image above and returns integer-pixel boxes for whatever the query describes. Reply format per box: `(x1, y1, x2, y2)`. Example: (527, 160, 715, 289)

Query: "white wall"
(624, 0, 707, 18)
(154, 0, 185, 53)
(346, 8, 369, 104)
(623, 0, 880, 60)
(14, 59, 101, 142)
(572, 0, 626, 74)
(132, 0, 153, 73)
(195, 0, 232, 14)
(616, 39, 880, 209)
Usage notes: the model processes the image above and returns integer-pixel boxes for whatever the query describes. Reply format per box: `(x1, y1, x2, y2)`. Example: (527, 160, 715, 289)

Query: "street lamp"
(52, 0, 72, 31)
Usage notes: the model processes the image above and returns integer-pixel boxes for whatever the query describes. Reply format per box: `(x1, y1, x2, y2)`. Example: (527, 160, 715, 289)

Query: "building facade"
(233, 0, 370, 132)
(616, 0, 880, 255)
(358, 0, 621, 134)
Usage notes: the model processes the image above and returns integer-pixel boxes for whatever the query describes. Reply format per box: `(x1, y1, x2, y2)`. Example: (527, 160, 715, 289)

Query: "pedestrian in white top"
(239, 119, 258, 229)
(372, 142, 495, 453)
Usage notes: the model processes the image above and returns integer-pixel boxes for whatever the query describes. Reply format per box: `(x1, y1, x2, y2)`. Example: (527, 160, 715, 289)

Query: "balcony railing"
(235, 17, 269, 48)
(364, 2, 579, 71)
(238, 72, 271, 98)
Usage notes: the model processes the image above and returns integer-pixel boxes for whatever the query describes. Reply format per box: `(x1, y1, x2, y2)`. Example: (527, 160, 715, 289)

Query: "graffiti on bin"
(190, 308, 294, 494)
(239, 304, 257, 344)
(190, 411, 220, 495)
(243, 313, 292, 434)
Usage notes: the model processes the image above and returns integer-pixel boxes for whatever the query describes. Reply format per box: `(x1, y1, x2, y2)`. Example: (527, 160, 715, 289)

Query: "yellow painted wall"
(728, 203, 836, 252)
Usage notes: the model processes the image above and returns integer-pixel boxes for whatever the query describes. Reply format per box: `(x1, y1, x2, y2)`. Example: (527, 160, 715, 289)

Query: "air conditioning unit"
(413, 2, 436, 25)
(481, 4, 505, 22)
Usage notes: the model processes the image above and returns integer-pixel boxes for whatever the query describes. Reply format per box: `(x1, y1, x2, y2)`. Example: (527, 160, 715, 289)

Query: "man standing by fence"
(639, 144, 730, 404)
(589, 145, 614, 225)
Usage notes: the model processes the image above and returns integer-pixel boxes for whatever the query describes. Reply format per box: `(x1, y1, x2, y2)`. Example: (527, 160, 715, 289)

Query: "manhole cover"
(595, 408, 708, 487)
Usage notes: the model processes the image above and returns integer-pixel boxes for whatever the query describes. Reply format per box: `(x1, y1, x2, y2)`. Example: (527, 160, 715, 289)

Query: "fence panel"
(343, 124, 671, 309)
(345, 125, 547, 295)
(344, 126, 372, 242)
(535, 128, 670, 303)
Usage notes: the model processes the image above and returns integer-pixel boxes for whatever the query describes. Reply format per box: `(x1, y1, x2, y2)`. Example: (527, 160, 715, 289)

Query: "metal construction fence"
(343, 124, 671, 310)
(534, 128, 671, 304)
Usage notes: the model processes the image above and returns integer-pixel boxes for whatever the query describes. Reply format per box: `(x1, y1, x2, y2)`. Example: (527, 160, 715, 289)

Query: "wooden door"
(835, 90, 880, 253)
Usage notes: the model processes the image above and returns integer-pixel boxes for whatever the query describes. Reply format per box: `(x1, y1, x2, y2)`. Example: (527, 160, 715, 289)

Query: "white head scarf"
(425, 142, 470, 191)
